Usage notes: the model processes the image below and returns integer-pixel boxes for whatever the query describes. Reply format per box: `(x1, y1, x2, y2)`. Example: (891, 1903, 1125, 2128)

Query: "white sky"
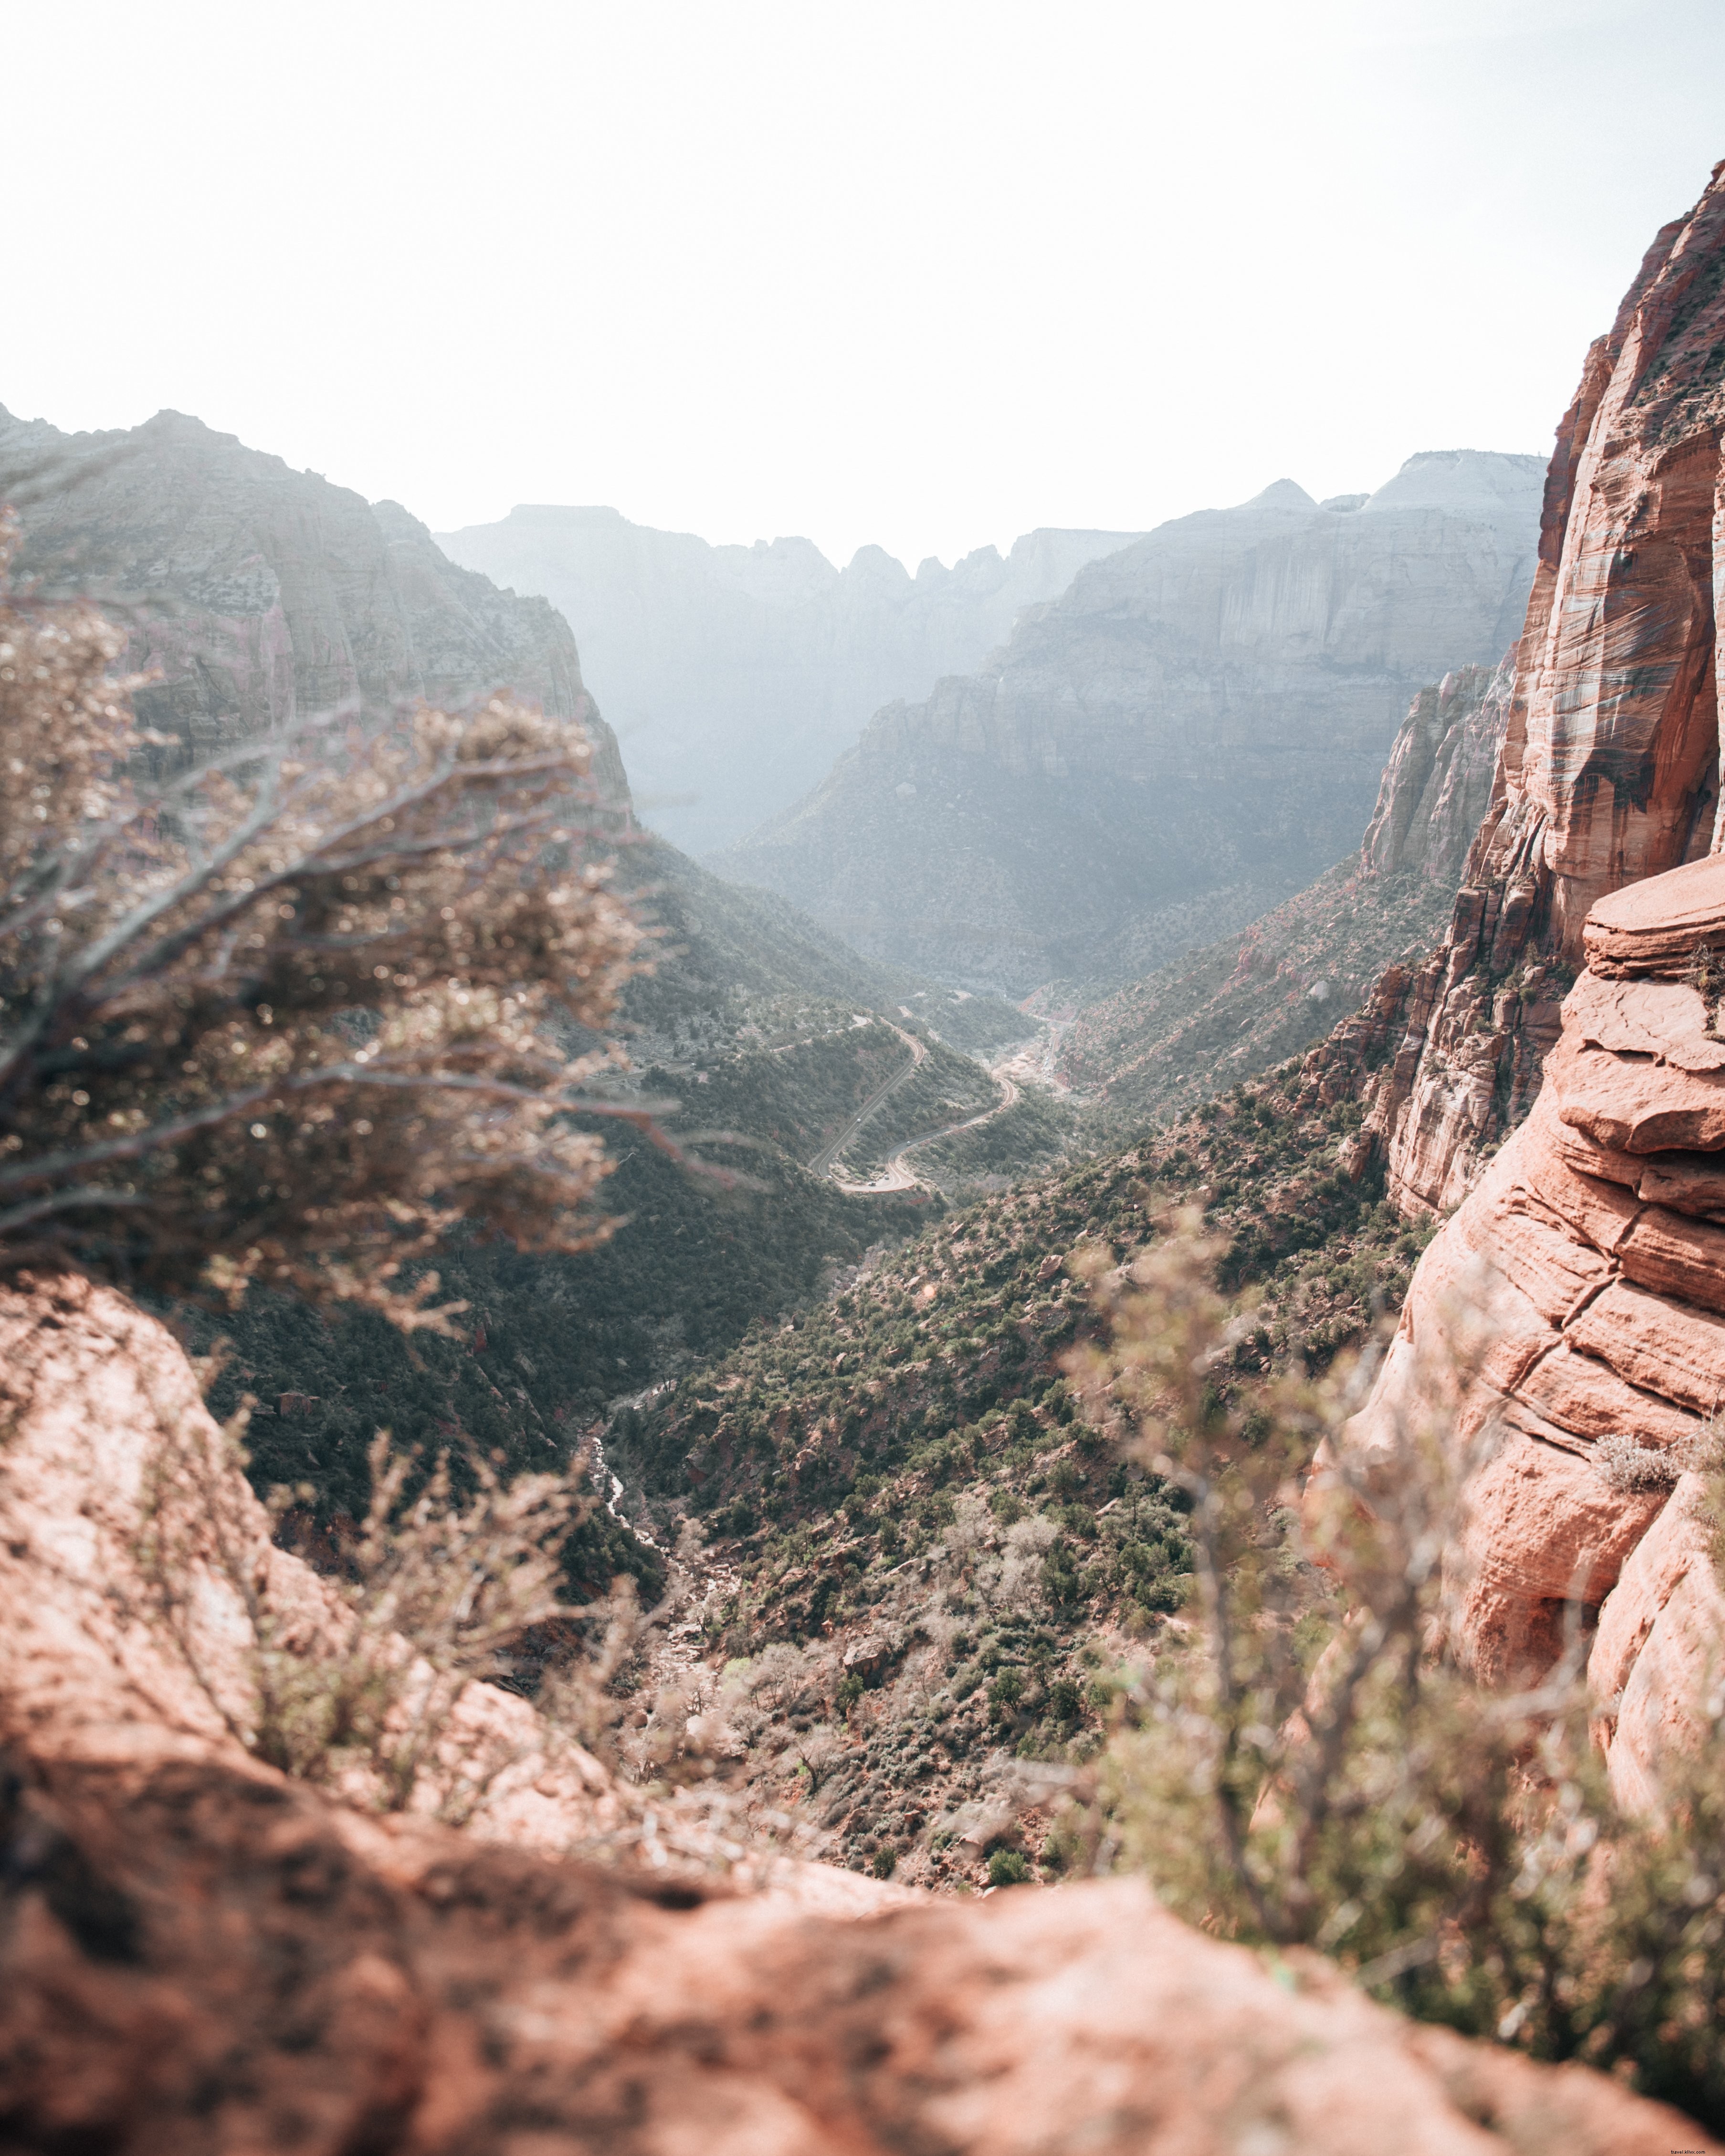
(5, 0, 1723, 571)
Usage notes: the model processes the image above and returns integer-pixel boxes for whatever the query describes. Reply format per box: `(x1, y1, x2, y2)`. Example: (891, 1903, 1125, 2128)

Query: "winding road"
(804, 1022, 929, 1177)
(806, 1020, 1024, 1195)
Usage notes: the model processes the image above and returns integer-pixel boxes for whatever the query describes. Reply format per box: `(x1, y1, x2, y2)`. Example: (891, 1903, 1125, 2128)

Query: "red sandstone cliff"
(1335, 853, 1725, 1817)
(1309, 161, 1725, 1218)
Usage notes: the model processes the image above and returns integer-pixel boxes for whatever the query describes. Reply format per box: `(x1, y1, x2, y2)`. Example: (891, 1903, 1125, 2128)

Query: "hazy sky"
(7, 0, 1723, 570)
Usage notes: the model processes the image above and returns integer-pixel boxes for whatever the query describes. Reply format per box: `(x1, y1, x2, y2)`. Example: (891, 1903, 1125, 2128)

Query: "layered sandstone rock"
(0, 405, 630, 801)
(1335, 849, 1725, 1807)
(0, 1272, 625, 1853)
(0, 1275, 1699, 2152)
(1307, 161, 1725, 1217)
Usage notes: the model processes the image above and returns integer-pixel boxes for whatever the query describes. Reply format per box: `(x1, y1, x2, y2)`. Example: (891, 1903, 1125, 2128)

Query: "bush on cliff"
(1065, 1214, 1725, 2130)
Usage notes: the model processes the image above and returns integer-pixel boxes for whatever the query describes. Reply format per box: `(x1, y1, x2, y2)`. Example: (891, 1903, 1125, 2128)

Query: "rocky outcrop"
(715, 452, 1544, 996)
(0, 406, 630, 801)
(0, 1284, 1700, 2153)
(1333, 852, 1725, 1809)
(438, 505, 1142, 855)
(1306, 162, 1725, 1217)
(1054, 662, 1512, 1130)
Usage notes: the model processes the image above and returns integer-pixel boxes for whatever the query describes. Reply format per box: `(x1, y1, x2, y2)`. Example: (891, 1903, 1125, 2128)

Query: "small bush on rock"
(1064, 1211, 1725, 2130)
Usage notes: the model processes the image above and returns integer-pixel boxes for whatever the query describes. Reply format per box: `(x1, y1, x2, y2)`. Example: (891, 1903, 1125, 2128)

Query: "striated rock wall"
(1361, 662, 1511, 883)
(1336, 852, 1725, 1809)
(0, 406, 630, 802)
(0, 1279, 1699, 2153)
(1307, 162, 1725, 1218)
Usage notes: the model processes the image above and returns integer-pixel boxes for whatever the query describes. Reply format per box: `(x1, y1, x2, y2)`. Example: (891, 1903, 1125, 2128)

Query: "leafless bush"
(1593, 1425, 1717, 1494)
(0, 508, 669, 1328)
(133, 1394, 588, 1819)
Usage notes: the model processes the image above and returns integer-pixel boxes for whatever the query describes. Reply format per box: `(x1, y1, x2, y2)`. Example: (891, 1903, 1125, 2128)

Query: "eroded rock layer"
(1308, 161, 1725, 1217)
(1339, 851, 1725, 1808)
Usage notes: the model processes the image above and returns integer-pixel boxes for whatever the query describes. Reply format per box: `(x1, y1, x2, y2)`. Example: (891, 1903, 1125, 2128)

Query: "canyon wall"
(1325, 163, 1725, 1806)
(1337, 853, 1725, 1811)
(438, 505, 1142, 855)
(1054, 660, 1514, 1130)
(715, 452, 1544, 997)
(0, 405, 631, 802)
(1308, 162, 1725, 1216)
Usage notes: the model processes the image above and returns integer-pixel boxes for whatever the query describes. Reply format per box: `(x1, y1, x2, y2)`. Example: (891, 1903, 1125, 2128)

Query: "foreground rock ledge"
(0, 1280, 1707, 2150)
(1, 1754, 1704, 2156)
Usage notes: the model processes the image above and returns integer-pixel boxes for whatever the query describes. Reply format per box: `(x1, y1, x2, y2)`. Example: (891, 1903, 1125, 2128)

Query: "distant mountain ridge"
(0, 405, 631, 805)
(712, 450, 1546, 998)
(436, 503, 1143, 853)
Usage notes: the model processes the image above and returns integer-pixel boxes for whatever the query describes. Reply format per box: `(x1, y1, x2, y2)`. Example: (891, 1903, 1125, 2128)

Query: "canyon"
(715, 451, 1544, 997)
(1055, 657, 1513, 1133)
(7, 150, 1725, 2152)
(437, 504, 1142, 856)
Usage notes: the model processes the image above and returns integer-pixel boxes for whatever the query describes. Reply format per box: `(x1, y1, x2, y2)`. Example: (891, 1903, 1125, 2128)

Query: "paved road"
(804, 1022, 928, 1177)
(838, 1064, 1020, 1194)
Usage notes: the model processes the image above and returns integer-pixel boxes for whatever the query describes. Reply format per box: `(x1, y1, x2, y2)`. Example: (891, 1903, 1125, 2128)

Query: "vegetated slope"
(437, 503, 1143, 854)
(912, 1083, 1080, 1193)
(714, 452, 1544, 997)
(610, 1069, 1432, 1886)
(1056, 660, 1510, 1135)
(179, 853, 1029, 1566)
(616, 841, 1029, 1064)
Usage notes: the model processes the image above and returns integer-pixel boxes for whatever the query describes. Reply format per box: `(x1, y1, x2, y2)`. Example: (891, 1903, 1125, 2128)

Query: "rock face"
(714, 452, 1544, 996)
(0, 1280, 1699, 2155)
(1336, 853, 1725, 1813)
(437, 505, 1142, 855)
(1055, 660, 1512, 1130)
(0, 406, 630, 802)
(1307, 163, 1725, 1217)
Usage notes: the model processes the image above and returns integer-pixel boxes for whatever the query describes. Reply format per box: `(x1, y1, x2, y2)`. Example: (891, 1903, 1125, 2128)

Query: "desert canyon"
(8, 119, 1725, 2156)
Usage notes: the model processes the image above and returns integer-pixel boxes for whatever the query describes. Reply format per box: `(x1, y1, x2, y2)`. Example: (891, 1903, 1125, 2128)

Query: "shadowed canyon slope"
(0, 404, 632, 805)
(1056, 658, 1512, 1131)
(437, 505, 1142, 855)
(714, 452, 1544, 997)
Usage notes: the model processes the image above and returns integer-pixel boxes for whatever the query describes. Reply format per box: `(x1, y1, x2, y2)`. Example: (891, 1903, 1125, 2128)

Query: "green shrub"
(1072, 1210, 1725, 2132)
(987, 1848, 1031, 1887)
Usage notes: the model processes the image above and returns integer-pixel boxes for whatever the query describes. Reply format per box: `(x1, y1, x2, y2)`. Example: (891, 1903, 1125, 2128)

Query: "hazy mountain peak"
(1246, 477, 1318, 511)
(1361, 448, 1546, 515)
(437, 509, 1147, 852)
